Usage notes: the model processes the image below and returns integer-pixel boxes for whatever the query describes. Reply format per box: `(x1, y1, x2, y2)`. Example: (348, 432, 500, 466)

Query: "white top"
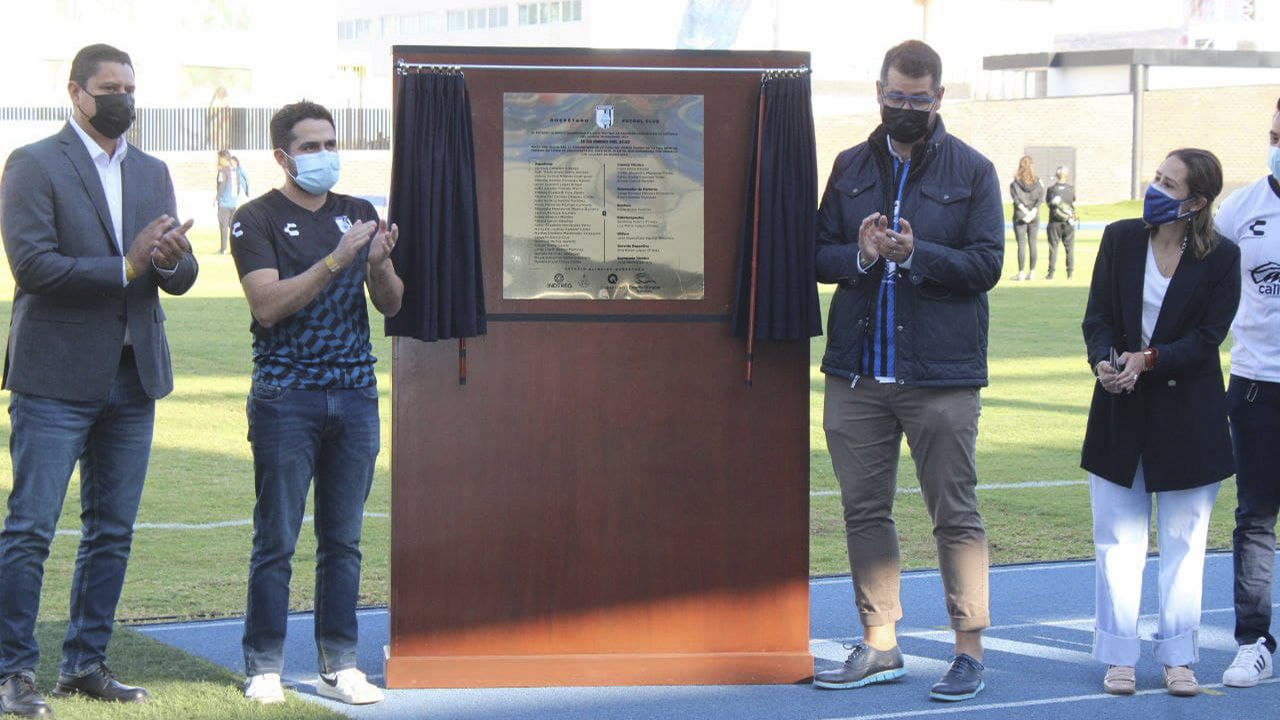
(68, 116, 129, 286)
(1142, 242, 1172, 348)
(1215, 175, 1280, 382)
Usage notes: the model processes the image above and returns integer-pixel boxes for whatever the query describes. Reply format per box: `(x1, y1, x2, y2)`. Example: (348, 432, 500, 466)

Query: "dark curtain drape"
(730, 74, 822, 341)
(385, 71, 487, 341)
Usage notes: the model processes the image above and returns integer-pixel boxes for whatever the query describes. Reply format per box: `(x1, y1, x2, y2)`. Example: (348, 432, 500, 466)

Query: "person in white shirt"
(1213, 96, 1280, 689)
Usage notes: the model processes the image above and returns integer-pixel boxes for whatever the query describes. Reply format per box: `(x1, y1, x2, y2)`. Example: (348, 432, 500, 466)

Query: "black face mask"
(81, 90, 135, 139)
(880, 105, 932, 144)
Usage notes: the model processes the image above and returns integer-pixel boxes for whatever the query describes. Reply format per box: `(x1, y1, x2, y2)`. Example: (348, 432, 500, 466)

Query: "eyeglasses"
(881, 91, 937, 111)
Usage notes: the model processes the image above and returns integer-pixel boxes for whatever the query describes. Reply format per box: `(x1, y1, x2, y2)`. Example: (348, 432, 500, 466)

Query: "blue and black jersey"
(230, 189, 378, 390)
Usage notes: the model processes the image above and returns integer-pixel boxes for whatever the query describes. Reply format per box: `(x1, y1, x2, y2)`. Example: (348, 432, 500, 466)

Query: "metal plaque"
(502, 92, 705, 300)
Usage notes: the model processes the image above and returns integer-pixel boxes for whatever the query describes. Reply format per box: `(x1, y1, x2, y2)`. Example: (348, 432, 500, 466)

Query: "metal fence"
(0, 106, 392, 152)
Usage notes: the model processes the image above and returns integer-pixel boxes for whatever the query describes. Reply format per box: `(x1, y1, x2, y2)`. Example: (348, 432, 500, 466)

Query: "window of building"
(518, 2, 580, 25)
(443, 5, 510, 31)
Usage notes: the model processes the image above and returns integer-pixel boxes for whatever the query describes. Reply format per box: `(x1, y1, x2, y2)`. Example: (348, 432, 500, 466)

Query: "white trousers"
(1089, 465, 1219, 667)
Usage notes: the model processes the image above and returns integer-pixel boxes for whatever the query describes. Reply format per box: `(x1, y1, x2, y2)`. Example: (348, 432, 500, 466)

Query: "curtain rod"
(395, 59, 809, 76)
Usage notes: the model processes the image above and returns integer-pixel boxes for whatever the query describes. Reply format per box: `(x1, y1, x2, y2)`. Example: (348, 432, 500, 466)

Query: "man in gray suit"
(0, 44, 197, 718)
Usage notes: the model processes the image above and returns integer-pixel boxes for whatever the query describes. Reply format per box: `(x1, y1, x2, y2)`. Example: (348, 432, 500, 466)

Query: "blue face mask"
(1142, 181, 1198, 227)
(1269, 145, 1280, 182)
(285, 150, 340, 195)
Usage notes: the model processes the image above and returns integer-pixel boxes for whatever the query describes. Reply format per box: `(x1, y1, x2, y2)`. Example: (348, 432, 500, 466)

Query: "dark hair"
(1167, 148, 1223, 260)
(69, 44, 133, 88)
(880, 40, 942, 91)
(269, 100, 335, 152)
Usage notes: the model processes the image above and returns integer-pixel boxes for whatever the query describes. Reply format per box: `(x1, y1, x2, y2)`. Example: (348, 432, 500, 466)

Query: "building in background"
(0, 0, 1277, 214)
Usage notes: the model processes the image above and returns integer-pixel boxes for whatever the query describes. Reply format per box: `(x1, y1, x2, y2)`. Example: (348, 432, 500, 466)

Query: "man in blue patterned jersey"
(229, 100, 401, 706)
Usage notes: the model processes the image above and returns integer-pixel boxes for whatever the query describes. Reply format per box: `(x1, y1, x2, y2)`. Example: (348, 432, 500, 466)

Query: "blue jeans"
(242, 383, 379, 676)
(1228, 375, 1280, 653)
(0, 354, 154, 677)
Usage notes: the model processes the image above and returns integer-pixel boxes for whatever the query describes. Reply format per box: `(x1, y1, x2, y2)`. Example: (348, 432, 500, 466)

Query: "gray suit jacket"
(1, 122, 198, 401)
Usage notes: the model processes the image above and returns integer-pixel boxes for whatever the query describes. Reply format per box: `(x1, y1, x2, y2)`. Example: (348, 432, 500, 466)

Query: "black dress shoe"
(50, 664, 148, 703)
(0, 673, 52, 717)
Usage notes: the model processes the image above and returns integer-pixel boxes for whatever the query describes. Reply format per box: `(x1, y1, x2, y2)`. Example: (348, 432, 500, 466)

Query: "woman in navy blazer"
(1081, 148, 1241, 697)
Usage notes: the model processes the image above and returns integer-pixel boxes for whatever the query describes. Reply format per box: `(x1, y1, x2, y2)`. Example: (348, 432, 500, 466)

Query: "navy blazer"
(1, 122, 198, 401)
(1081, 218, 1240, 492)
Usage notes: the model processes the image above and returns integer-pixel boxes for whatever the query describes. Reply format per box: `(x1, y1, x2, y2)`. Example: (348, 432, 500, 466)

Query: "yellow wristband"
(323, 254, 341, 274)
(125, 261, 138, 283)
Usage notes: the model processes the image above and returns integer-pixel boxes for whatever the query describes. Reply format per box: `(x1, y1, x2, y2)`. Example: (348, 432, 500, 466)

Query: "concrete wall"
(813, 83, 1280, 205)
(811, 93, 1135, 203)
(1140, 84, 1280, 198)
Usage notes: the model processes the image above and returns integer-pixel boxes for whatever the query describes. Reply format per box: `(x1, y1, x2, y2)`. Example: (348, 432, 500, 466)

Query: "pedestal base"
(385, 649, 814, 688)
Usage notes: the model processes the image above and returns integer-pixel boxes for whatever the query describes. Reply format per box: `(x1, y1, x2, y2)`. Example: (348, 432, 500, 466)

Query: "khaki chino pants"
(823, 374, 990, 632)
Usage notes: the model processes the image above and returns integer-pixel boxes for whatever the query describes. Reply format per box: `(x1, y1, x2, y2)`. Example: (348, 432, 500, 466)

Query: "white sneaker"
(1223, 638, 1274, 688)
(317, 668, 384, 705)
(244, 673, 285, 704)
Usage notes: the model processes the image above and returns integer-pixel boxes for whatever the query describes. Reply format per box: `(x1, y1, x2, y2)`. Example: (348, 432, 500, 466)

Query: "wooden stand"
(387, 47, 812, 688)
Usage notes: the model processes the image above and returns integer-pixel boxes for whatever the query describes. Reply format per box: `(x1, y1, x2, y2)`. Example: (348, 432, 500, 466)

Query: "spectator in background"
(1009, 155, 1043, 281)
(1081, 148, 1239, 697)
(216, 149, 238, 254)
(1214, 95, 1280, 689)
(231, 155, 250, 198)
(1045, 165, 1077, 279)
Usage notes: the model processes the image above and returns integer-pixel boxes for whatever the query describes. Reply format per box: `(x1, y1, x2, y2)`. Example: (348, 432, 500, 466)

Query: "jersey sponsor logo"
(231, 221, 243, 238)
(1249, 219, 1268, 237)
(283, 222, 299, 237)
(334, 215, 352, 233)
(1250, 261, 1280, 295)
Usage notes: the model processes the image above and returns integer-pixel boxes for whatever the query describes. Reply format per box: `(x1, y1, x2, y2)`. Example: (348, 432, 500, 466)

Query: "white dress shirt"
(68, 115, 129, 286)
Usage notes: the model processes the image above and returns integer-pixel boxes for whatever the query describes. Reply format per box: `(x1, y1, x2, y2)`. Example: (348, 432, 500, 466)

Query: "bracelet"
(125, 261, 138, 283)
(1143, 347, 1158, 370)
(323, 254, 341, 274)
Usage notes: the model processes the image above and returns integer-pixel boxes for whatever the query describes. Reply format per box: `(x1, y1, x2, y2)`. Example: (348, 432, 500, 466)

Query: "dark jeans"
(1014, 220, 1039, 272)
(1227, 375, 1280, 653)
(0, 352, 154, 677)
(1046, 221, 1075, 276)
(242, 383, 379, 676)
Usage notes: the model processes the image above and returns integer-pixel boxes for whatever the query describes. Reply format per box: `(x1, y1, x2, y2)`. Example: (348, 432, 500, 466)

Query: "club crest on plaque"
(595, 105, 614, 129)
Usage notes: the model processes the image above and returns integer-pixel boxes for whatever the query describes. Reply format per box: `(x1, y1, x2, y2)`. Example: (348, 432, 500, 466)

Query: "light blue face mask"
(1270, 145, 1280, 182)
(285, 149, 340, 195)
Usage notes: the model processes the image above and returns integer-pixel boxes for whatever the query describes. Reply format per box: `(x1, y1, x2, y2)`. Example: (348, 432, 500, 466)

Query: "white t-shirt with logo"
(1215, 174, 1280, 381)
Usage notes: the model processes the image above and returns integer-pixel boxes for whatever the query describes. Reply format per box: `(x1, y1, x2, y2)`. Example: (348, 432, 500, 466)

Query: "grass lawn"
(25, 623, 344, 719)
(0, 206, 1242, 618)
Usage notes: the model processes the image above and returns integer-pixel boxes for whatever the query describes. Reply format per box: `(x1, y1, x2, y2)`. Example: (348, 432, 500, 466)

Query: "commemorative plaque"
(502, 92, 705, 300)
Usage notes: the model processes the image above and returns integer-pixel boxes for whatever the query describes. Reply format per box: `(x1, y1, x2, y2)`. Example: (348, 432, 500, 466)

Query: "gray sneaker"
(929, 654, 985, 701)
(813, 643, 906, 689)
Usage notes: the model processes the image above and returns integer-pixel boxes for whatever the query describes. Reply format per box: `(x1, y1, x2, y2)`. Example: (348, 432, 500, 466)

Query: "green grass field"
(0, 206, 1246, 715)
